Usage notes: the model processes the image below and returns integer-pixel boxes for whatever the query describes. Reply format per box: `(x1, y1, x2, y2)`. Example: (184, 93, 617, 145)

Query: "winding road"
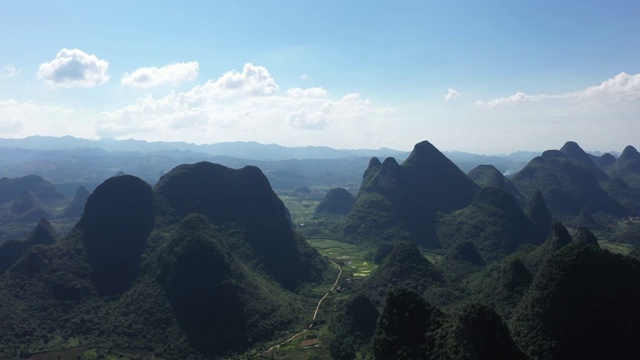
(252, 259, 343, 358)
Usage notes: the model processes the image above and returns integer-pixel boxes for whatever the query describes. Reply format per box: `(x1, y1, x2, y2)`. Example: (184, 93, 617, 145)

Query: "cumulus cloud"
(121, 61, 199, 88)
(0, 99, 87, 136)
(477, 72, 640, 108)
(0, 64, 20, 79)
(287, 106, 332, 129)
(285, 87, 328, 98)
(209, 63, 279, 96)
(95, 63, 392, 141)
(444, 88, 461, 101)
(37, 48, 109, 88)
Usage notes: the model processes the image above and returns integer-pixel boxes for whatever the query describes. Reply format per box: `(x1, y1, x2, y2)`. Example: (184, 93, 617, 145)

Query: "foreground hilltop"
(0, 162, 328, 359)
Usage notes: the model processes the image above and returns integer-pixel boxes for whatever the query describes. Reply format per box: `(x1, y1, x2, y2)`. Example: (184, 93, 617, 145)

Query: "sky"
(0, 0, 639, 154)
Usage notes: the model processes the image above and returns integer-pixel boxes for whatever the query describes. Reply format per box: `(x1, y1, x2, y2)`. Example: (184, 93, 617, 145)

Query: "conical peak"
(446, 241, 485, 266)
(381, 157, 400, 170)
(28, 218, 57, 245)
(560, 141, 592, 162)
(473, 186, 518, 211)
(573, 226, 598, 245)
(472, 164, 501, 174)
(541, 150, 566, 160)
(599, 153, 616, 167)
(548, 221, 572, 249)
(405, 140, 444, 164)
(74, 185, 90, 198)
(620, 145, 640, 161)
(368, 157, 382, 169)
(560, 141, 583, 154)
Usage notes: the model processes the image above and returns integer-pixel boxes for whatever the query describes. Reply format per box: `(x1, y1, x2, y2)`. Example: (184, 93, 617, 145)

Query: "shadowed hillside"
(607, 145, 640, 189)
(510, 241, 640, 360)
(315, 187, 355, 215)
(344, 141, 479, 247)
(468, 164, 526, 206)
(438, 187, 543, 260)
(512, 144, 627, 226)
(154, 161, 323, 289)
(0, 163, 328, 359)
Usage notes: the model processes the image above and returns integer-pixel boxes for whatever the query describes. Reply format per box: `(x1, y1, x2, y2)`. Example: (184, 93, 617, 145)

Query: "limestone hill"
(359, 241, 444, 304)
(0, 162, 328, 359)
(511, 241, 640, 360)
(608, 145, 640, 189)
(438, 187, 543, 261)
(468, 164, 526, 206)
(314, 187, 355, 215)
(154, 161, 323, 289)
(344, 141, 479, 247)
(63, 185, 90, 217)
(512, 146, 627, 226)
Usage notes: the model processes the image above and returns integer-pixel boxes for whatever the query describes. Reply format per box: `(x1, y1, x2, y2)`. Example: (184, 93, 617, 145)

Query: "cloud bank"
(477, 72, 640, 108)
(96, 63, 390, 144)
(121, 61, 199, 88)
(37, 48, 109, 88)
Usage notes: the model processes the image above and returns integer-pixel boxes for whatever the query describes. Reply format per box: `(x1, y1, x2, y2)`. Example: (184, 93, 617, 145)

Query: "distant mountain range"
(0, 136, 404, 160)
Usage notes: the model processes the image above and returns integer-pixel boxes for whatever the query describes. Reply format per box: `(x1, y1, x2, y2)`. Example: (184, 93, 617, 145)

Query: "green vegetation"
(437, 187, 542, 261)
(344, 141, 479, 247)
(512, 146, 627, 227)
(2, 139, 640, 359)
(0, 163, 330, 359)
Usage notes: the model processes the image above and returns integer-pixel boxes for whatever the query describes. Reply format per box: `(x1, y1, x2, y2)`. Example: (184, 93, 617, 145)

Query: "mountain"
(329, 294, 380, 360)
(559, 141, 609, 181)
(0, 218, 57, 274)
(524, 190, 553, 238)
(75, 174, 155, 296)
(314, 187, 355, 215)
(372, 288, 526, 360)
(359, 241, 444, 304)
(437, 186, 543, 260)
(154, 161, 322, 289)
(511, 241, 640, 360)
(470, 257, 533, 321)
(512, 144, 627, 226)
(603, 178, 640, 215)
(344, 141, 479, 247)
(0, 174, 65, 204)
(0, 162, 328, 358)
(63, 185, 90, 217)
(468, 164, 526, 206)
(373, 287, 445, 360)
(0, 135, 403, 160)
(607, 145, 640, 189)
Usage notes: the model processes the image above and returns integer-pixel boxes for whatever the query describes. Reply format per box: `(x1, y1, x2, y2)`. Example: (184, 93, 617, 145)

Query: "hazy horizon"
(1, 1, 639, 154)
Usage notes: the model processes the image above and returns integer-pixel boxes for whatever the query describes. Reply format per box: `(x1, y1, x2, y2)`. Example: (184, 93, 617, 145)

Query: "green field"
(307, 238, 378, 278)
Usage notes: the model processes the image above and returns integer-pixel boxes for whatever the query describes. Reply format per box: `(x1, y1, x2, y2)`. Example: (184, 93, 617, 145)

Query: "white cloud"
(477, 72, 640, 108)
(285, 87, 328, 98)
(444, 88, 461, 101)
(207, 63, 279, 97)
(121, 61, 199, 88)
(95, 63, 393, 143)
(300, 74, 309, 80)
(574, 72, 640, 101)
(0, 99, 92, 137)
(0, 64, 20, 79)
(37, 48, 109, 88)
(287, 106, 332, 129)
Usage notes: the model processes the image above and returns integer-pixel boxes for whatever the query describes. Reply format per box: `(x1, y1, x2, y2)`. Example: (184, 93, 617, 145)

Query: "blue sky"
(0, 0, 639, 153)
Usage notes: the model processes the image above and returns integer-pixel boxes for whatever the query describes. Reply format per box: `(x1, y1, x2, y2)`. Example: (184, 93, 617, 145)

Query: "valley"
(0, 138, 639, 359)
